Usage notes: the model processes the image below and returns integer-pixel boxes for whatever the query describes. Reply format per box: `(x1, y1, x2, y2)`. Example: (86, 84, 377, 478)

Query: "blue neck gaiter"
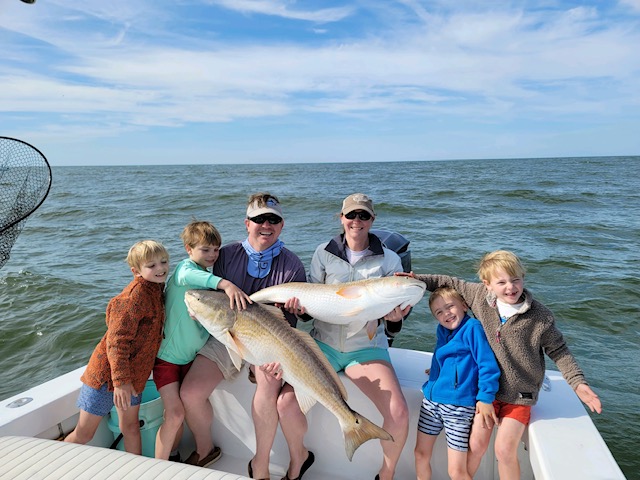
(242, 239, 284, 279)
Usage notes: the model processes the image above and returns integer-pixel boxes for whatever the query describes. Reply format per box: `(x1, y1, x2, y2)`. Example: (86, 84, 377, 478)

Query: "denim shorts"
(77, 383, 142, 417)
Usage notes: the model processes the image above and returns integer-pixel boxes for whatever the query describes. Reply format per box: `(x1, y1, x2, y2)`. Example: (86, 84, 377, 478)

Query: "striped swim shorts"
(417, 397, 475, 451)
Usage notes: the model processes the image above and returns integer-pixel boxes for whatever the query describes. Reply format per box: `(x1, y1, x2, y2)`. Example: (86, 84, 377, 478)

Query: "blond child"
(65, 240, 169, 454)
(415, 287, 500, 480)
(411, 250, 602, 480)
(153, 220, 251, 466)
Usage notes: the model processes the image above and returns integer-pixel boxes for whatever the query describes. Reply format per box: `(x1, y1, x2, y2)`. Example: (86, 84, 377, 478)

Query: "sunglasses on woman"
(249, 214, 283, 225)
(344, 210, 372, 221)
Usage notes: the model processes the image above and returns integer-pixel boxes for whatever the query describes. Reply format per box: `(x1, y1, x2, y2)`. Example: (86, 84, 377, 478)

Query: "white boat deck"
(0, 348, 625, 480)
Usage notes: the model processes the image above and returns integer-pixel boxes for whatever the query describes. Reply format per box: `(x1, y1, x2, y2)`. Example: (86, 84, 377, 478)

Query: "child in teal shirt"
(153, 220, 251, 464)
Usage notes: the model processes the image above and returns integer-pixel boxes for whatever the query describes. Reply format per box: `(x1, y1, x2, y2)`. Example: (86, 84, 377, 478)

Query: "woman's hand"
(276, 297, 307, 316)
(383, 305, 411, 322)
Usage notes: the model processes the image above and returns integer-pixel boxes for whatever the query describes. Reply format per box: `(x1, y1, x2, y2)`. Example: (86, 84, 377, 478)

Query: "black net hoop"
(0, 136, 52, 269)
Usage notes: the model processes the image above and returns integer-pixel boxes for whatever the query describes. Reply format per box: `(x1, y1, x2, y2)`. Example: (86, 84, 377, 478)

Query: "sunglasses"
(344, 210, 372, 221)
(249, 214, 283, 225)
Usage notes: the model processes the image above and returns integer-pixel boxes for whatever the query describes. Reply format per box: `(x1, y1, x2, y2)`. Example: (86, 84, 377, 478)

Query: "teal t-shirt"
(157, 258, 222, 365)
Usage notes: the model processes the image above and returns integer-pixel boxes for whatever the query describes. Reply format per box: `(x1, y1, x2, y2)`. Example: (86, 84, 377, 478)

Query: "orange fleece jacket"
(81, 276, 165, 394)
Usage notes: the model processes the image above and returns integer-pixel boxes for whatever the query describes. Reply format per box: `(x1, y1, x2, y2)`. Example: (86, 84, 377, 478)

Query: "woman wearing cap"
(180, 192, 308, 480)
(278, 193, 410, 480)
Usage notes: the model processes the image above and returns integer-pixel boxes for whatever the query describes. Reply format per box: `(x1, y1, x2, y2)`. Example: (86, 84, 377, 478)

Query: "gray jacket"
(309, 233, 403, 352)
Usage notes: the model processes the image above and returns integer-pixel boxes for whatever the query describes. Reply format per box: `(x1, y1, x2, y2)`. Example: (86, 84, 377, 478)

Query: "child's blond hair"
(477, 250, 526, 282)
(127, 240, 169, 272)
(180, 220, 222, 248)
(428, 286, 466, 312)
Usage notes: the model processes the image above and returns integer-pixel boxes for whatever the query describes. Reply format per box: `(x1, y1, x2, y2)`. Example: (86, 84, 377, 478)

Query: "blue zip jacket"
(422, 315, 500, 407)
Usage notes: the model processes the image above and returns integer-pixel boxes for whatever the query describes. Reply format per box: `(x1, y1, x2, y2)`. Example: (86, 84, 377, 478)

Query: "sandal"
(248, 458, 270, 480)
(281, 451, 315, 480)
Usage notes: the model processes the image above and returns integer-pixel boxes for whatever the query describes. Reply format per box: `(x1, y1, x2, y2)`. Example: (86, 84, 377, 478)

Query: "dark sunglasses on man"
(249, 214, 283, 225)
(344, 210, 372, 221)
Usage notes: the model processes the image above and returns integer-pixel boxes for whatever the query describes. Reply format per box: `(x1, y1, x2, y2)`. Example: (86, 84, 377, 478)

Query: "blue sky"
(1, 0, 639, 166)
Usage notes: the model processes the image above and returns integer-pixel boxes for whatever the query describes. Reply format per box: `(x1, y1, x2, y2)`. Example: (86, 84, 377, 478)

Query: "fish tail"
(343, 412, 394, 461)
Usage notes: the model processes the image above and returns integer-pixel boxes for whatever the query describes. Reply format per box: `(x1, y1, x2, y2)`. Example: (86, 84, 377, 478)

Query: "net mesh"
(0, 137, 52, 269)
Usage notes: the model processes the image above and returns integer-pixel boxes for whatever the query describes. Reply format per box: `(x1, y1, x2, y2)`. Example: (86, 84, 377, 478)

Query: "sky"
(1, 0, 639, 166)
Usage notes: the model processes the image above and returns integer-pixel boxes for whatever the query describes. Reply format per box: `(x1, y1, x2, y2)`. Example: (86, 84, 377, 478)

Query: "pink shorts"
(152, 358, 193, 390)
(493, 400, 531, 426)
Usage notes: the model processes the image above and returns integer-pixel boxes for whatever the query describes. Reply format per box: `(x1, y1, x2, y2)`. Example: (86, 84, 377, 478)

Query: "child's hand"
(219, 280, 252, 310)
(476, 401, 499, 429)
(576, 383, 602, 414)
(114, 384, 136, 411)
(394, 271, 416, 278)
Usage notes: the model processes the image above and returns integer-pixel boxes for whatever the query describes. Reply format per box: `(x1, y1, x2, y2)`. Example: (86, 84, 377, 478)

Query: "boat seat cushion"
(0, 436, 250, 480)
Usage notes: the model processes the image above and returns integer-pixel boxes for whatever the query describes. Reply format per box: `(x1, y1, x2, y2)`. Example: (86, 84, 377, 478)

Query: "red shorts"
(152, 358, 193, 390)
(493, 400, 531, 426)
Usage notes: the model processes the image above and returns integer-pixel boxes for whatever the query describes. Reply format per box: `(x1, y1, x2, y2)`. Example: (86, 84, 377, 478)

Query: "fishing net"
(0, 137, 52, 269)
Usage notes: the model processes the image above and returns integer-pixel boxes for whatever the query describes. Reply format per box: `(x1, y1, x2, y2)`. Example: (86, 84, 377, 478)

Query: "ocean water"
(0, 157, 638, 478)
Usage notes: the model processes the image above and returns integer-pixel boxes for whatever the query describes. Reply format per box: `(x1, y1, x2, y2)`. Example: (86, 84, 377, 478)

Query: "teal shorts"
(316, 340, 391, 372)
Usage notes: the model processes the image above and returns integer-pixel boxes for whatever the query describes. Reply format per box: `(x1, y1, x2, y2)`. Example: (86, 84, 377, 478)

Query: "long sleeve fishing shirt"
(212, 241, 308, 326)
(156, 258, 223, 365)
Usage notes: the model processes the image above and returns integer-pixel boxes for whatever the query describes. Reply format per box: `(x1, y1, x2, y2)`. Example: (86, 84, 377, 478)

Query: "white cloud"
(619, 0, 640, 12)
(209, 0, 355, 23)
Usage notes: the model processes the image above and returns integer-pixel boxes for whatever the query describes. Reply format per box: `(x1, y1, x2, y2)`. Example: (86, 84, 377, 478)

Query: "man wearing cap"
(180, 192, 307, 479)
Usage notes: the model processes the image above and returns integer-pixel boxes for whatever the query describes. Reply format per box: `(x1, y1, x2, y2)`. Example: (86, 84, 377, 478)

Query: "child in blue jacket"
(415, 287, 500, 480)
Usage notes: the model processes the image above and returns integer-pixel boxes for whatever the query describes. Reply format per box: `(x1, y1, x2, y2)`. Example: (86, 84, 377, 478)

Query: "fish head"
(184, 289, 236, 337)
(371, 277, 426, 309)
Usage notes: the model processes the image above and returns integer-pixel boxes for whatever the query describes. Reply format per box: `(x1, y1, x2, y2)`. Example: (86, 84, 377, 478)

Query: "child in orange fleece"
(65, 240, 169, 454)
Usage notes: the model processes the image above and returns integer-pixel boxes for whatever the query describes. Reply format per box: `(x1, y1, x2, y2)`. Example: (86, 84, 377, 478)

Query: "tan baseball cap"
(341, 193, 375, 217)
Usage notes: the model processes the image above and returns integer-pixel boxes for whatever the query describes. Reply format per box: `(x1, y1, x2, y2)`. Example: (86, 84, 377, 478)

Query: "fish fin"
(366, 320, 378, 340)
(399, 299, 419, 310)
(335, 285, 365, 299)
(345, 320, 369, 339)
(294, 390, 318, 415)
(342, 306, 365, 317)
(343, 412, 394, 461)
(222, 332, 244, 371)
(292, 328, 349, 401)
(259, 303, 290, 322)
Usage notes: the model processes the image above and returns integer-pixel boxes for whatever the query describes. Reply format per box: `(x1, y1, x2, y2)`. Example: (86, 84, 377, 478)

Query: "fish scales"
(232, 306, 346, 406)
(184, 289, 393, 460)
(249, 277, 427, 338)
